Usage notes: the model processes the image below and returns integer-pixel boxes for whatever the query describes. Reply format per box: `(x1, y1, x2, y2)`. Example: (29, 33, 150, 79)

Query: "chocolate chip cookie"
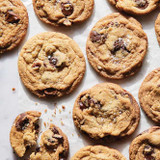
(129, 126, 160, 160)
(73, 83, 140, 140)
(10, 111, 41, 157)
(18, 32, 86, 98)
(108, 0, 159, 15)
(155, 13, 160, 45)
(86, 13, 148, 79)
(0, 0, 28, 54)
(29, 124, 69, 160)
(71, 145, 126, 160)
(32, 0, 94, 26)
(139, 68, 160, 123)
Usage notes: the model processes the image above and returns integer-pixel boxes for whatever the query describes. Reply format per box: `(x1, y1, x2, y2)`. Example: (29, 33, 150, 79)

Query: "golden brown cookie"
(129, 126, 160, 160)
(32, 0, 94, 26)
(139, 68, 160, 123)
(10, 111, 41, 157)
(71, 145, 126, 160)
(155, 13, 160, 45)
(0, 0, 28, 54)
(73, 83, 140, 140)
(29, 124, 69, 160)
(86, 13, 148, 79)
(18, 32, 86, 98)
(108, 0, 159, 15)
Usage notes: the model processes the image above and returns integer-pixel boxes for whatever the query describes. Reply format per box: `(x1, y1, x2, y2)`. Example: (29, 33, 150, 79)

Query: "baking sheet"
(0, 0, 160, 159)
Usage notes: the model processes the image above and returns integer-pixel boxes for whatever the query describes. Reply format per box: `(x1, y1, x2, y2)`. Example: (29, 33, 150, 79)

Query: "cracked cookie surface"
(30, 124, 69, 160)
(71, 145, 126, 160)
(32, 0, 94, 26)
(129, 126, 160, 160)
(155, 14, 160, 45)
(139, 68, 160, 123)
(108, 0, 159, 15)
(10, 111, 41, 157)
(0, 0, 28, 54)
(18, 32, 86, 98)
(73, 83, 140, 140)
(86, 13, 148, 79)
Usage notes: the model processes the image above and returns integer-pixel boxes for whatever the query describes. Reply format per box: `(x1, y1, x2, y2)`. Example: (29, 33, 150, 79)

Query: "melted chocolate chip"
(44, 88, 57, 96)
(135, 0, 149, 9)
(5, 10, 20, 23)
(90, 31, 107, 44)
(51, 127, 59, 134)
(79, 95, 102, 110)
(48, 55, 58, 66)
(16, 113, 29, 131)
(35, 147, 40, 153)
(143, 145, 155, 160)
(61, 2, 74, 16)
(53, 134, 64, 143)
(111, 38, 129, 54)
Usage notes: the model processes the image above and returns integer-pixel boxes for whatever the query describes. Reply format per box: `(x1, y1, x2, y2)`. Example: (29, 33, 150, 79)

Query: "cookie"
(108, 0, 159, 15)
(73, 83, 140, 140)
(32, 0, 94, 26)
(18, 32, 86, 98)
(10, 111, 41, 157)
(30, 124, 69, 160)
(139, 68, 160, 123)
(129, 126, 160, 160)
(71, 145, 126, 160)
(155, 13, 160, 45)
(0, 0, 28, 54)
(86, 13, 148, 79)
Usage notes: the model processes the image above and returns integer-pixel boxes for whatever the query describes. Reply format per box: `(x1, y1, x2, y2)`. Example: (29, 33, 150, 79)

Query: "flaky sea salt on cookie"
(18, 32, 86, 98)
(86, 13, 148, 79)
(73, 83, 140, 140)
(32, 0, 94, 26)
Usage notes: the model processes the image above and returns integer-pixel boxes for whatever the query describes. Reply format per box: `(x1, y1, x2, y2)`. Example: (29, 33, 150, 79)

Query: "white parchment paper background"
(0, 0, 160, 159)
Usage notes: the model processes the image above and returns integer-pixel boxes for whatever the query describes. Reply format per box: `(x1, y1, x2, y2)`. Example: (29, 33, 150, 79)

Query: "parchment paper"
(0, 0, 160, 159)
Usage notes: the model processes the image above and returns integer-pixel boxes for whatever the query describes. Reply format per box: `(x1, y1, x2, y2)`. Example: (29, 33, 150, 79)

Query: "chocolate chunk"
(90, 31, 107, 44)
(48, 55, 58, 66)
(135, 0, 148, 9)
(44, 88, 57, 95)
(53, 134, 64, 144)
(79, 95, 102, 110)
(61, 2, 74, 16)
(51, 127, 59, 134)
(48, 138, 55, 143)
(16, 113, 29, 131)
(34, 121, 39, 134)
(143, 145, 155, 160)
(111, 38, 129, 54)
(5, 10, 20, 23)
(32, 62, 41, 70)
(35, 147, 41, 154)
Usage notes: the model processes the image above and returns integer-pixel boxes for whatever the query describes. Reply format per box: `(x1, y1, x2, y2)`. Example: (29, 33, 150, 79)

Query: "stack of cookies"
(1, 0, 160, 159)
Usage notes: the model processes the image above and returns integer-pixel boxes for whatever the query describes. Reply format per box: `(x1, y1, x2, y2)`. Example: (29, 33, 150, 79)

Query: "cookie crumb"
(54, 102, 57, 108)
(59, 109, 62, 114)
(35, 102, 38, 105)
(62, 105, 65, 110)
(54, 109, 56, 115)
(44, 122, 46, 127)
(69, 111, 71, 114)
(44, 109, 47, 113)
(12, 88, 16, 91)
(61, 121, 64, 126)
(72, 133, 74, 136)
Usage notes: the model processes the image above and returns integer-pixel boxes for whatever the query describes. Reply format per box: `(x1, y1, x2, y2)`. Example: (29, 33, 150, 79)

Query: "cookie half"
(32, 0, 94, 26)
(73, 83, 140, 140)
(30, 124, 69, 160)
(129, 126, 160, 160)
(18, 32, 86, 98)
(71, 145, 126, 160)
(155, 13, 160, 45)
(139, 68, 160, 123)
(0, 0, 28, 54)
(108, 0, 159, 15)
(10, 111, 41, 157)
(86, 13, 148, 79)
